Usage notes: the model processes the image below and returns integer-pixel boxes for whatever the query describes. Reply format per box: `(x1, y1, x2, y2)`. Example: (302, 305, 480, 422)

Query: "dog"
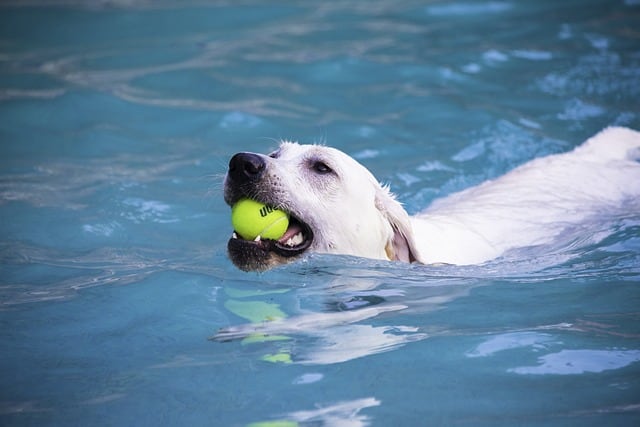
(224, 127, 640, 271)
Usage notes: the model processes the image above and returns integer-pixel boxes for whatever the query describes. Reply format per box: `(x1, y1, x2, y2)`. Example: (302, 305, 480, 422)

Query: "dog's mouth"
(227, 207, 314, 270)
(229, 214, 313, 255)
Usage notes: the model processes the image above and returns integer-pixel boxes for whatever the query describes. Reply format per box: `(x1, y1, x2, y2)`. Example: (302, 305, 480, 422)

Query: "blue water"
(1, 0, 640, 425)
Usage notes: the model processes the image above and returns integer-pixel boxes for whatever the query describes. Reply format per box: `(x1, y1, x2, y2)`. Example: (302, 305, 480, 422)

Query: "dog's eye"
(268, 150, 280, 159)
(312, 161, 333, 174)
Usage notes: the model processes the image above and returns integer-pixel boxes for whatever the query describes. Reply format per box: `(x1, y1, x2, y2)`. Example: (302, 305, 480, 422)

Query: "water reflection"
(248, 397, 380, 427)
(510, 349, 640, 375)
(212, 259, 483, 365)
(213, 299, 429, 365)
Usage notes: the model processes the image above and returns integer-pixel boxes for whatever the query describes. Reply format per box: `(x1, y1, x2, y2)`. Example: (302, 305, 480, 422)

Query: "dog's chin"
(227, 216, 314, 271)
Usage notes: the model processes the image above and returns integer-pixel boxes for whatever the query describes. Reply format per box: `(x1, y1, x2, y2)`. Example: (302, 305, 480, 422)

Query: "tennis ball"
(231, 198, 289, 241)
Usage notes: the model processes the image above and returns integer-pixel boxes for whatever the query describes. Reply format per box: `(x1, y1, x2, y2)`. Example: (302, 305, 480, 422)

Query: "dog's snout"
(228, 152, 266, 183)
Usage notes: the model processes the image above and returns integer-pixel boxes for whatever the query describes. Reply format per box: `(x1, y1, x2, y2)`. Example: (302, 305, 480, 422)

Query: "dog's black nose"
(228, 152, 266, 183)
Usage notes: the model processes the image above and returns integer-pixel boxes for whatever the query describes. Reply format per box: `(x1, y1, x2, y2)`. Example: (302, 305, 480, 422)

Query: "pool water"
(1, 0, 640, 425)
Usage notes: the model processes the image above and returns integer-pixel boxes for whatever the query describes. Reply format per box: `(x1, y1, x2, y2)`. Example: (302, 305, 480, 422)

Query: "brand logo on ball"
(259, 206, 274, 217)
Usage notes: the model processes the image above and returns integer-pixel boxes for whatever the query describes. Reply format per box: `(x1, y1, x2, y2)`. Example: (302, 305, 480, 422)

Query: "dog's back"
(411, 127, 640, 265)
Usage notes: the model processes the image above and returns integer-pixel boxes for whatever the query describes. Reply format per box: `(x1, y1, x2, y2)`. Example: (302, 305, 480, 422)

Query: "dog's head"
(223, 142, 421, 271)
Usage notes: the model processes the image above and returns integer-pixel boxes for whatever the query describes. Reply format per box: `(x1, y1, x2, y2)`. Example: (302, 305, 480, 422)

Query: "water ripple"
(0, 242, 222, 306)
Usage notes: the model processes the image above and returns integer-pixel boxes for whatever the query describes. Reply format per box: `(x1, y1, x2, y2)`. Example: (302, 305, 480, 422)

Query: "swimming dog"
(224, 127, 640, 271)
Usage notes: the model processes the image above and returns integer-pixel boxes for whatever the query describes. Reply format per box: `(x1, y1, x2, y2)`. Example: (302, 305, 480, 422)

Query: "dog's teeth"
(285, 232, 304, 247)
(254, 235, 261, 242)
(232, 232, 238, 239)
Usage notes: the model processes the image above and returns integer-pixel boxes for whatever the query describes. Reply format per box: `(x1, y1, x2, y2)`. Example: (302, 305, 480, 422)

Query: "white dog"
(224, 127, 640, 271)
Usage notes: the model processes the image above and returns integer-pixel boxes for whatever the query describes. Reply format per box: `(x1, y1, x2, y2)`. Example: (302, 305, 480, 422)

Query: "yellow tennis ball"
(231, 198, 289, 241)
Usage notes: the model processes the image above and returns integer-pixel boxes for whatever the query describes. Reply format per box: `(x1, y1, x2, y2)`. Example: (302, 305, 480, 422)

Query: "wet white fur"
(271, 127, 640, 265)
(412, 126, 640, 264)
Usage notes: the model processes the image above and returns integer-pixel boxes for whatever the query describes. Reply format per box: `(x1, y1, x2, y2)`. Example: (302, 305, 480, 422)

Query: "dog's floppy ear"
(375, 185, 422, 263)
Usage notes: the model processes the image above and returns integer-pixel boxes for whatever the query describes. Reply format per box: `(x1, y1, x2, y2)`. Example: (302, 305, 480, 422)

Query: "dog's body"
(224, 127, 640, 271)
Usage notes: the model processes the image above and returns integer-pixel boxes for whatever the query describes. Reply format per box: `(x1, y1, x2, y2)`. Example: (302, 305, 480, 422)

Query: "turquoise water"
(1, 0, 640, 425)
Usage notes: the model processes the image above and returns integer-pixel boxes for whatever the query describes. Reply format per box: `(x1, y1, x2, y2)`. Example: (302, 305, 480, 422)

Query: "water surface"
(1, 1, 640, 426)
